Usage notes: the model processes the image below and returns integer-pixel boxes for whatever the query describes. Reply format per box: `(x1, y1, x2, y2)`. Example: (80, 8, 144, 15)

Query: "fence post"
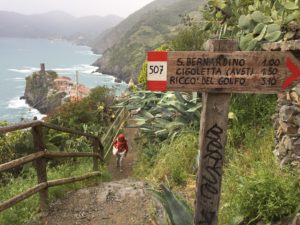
(32, 124, 48, 212)
(93, 138, 100, 171)
(99, 140, 105, 164)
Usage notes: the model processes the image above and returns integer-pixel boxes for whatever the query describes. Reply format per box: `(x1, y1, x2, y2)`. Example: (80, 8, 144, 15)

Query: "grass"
(134, 130, 199, 186)
(219, 127, 300, 225)
(0, 158, 110, 225)
(133, 124, 299, 224)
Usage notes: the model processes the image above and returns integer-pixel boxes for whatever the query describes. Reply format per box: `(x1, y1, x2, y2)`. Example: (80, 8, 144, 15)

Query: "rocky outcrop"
(24, 68, 65, 114)
(263, 41, 300, 175)
(274, 86, 300, 174)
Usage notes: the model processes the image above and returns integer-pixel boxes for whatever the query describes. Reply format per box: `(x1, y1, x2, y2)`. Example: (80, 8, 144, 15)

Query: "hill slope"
(0, 11, 122, 45)
(92, 0, 204, 82)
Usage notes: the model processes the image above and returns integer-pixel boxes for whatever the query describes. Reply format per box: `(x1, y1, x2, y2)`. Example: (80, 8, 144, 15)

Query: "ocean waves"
(7, 97, 45, 120)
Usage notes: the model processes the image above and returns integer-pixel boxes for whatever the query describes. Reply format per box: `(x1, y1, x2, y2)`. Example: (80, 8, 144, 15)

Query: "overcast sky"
(0, 0, 155, 18)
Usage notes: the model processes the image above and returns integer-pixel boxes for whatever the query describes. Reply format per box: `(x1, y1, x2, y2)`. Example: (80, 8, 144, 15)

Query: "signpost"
(147, 48, 300, 93)
(147, 39, 300, 225)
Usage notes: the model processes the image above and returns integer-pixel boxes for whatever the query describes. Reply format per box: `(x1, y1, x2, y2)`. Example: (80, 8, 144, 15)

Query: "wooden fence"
(0, 107, 128, 213)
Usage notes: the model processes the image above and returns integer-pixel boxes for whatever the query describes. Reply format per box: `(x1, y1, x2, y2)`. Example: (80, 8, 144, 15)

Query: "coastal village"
(23, 63, 133, 114)
(51, 74, 90, 102)
(23, 63, 91, 114)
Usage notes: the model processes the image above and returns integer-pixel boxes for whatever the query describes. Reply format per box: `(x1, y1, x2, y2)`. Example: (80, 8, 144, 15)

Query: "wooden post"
(32, 125, 48, 212)
(93, 138, 100, 171)
(194, 40, 238, 225)
(99, 141, 105, 164)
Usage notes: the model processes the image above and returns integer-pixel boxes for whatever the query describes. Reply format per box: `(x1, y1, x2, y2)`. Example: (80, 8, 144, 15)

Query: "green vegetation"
(148, 184, 193, 225)
(0, 86, 114, 225)
(0, 160, 109, 225)
(203, 0, 300, 49)
(136, 131, 198, 186)
(24, 70, 63, 114)
(131, 93, 299, 224)
(46, 86, 114, 134)
(220, 127, 300, 225)
(115, 91, 200, 141)
(228, 94, 277, 148)
(94, 0, 204, 82)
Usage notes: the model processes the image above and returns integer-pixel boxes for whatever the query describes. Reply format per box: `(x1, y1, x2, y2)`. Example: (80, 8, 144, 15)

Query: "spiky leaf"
(187, 105, 202, 113)
(174, 92, 188, 104)
(155, 129, 169, 137)
(139, 110, 154, 119)
(148, 185, 193, 225)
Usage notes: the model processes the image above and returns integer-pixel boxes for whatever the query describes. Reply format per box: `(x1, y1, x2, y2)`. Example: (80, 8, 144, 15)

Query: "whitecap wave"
(8, 66, 39, 74)
(51, 64, 100, 75)
(76, 50, 98, 56)
(7, 97, 45, 120)
(4, 77, 25, 82)
(8, 98, 29, 109)
(9, 64, 101, 77)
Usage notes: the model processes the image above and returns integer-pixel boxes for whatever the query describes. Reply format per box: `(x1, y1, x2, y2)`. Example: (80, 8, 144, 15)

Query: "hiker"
(112, 134, 128, 172)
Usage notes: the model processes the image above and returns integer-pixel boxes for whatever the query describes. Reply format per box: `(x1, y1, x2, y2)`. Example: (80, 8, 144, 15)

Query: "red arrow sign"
(282, 58, 300, 90)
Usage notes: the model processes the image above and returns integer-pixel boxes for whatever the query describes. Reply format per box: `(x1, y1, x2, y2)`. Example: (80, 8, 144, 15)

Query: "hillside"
(0, 11, 122, 45)
(92, 0, 204, 82)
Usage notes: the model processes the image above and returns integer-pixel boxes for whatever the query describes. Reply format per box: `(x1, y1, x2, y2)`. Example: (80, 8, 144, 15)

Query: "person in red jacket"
(113, 133, 128, 172)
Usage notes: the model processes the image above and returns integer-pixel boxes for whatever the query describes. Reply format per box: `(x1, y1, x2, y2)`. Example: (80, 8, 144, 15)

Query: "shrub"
(220, 127, 300, 225)
(236, 168, 299, 224)
(228, 94, 277, 147)
(46, 86, 114, 130)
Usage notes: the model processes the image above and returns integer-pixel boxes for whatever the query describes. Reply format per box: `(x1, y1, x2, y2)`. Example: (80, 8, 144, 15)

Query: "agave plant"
(148, 184, 193, 225)
(114, 91, 201, 140)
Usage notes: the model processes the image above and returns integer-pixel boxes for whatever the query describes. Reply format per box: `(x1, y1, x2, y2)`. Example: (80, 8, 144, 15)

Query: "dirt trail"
(36, 127, 166, 225)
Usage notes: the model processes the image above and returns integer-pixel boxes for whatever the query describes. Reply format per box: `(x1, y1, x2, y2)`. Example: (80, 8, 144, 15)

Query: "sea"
(0, 37, 127, 123)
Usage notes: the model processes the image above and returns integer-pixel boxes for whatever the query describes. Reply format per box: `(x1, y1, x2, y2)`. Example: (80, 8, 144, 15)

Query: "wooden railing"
(101, 108, 129, 160)
(0, 120, 103, 212)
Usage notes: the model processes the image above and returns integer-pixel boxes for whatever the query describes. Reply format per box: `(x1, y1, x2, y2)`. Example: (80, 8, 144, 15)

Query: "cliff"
(24, 69, 65, 114)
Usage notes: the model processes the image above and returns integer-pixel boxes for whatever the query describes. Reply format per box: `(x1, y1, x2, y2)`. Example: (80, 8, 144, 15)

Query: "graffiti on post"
(198, 124, 224, 225)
